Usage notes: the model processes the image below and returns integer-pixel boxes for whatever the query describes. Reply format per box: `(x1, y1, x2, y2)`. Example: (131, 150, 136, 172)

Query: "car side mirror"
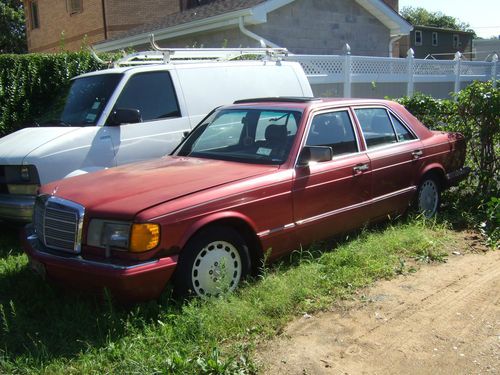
(297, 146, 333, 167)
(107, 108, 142, 126)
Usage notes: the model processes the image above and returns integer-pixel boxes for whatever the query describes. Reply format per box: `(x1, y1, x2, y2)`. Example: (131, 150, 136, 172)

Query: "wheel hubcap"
(191, 240, 242, 297)
(418, 180, 438, 218)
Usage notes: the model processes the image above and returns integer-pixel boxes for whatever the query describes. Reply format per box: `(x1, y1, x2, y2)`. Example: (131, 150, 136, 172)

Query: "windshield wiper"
(40, 119, 72, 127)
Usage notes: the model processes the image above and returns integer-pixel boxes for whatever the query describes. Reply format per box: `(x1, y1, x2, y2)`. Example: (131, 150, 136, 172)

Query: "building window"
(185, 0, 215, 9)
(67, 0, 83, 15)
(453, 34, 460, 49)
(432, 32, 438, 46)
(30, 1, 40, 29)
(415, 30, 422, 46)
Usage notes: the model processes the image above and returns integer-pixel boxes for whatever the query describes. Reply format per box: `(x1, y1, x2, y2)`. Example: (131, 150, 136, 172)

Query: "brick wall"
(24, 0, 181, 53)
(25, 0, 105, 52)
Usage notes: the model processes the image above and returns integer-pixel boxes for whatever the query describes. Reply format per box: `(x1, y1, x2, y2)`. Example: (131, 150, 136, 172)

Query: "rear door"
(353, 107, 423, 218)
(292, 108, 372, 246)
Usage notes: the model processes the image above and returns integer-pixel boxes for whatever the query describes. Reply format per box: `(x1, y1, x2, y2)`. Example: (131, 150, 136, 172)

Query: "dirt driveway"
(256, 235, 499, 374)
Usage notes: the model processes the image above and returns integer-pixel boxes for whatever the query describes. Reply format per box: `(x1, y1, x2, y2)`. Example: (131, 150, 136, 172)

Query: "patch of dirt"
(256, 233, 499, 374)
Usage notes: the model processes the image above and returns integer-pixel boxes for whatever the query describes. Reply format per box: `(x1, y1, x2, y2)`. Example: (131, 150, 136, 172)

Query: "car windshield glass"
(60, 74, 122, 126)
(177, 108, 302, 165)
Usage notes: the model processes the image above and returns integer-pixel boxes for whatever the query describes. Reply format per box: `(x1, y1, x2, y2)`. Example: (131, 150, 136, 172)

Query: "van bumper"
(23, 225, 178, 302)
(0, 194, 35, 222)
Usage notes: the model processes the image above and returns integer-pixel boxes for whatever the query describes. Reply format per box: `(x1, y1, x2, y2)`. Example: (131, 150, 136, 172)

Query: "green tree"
(0, 0, 27, 54)
(401, 6, 476, 37)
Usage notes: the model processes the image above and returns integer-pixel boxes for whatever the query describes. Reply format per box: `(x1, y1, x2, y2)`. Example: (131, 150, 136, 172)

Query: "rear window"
(354, 108, 397, 148)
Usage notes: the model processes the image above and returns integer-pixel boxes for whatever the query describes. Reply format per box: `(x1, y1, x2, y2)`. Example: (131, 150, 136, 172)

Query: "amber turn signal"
(130, 223, 160, 252)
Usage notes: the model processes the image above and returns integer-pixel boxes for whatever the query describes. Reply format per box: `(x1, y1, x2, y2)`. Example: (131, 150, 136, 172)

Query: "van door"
(106, 71, 191, 165)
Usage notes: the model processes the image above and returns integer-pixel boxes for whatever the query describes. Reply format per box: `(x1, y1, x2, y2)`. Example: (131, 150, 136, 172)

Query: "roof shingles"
(109, 0, 268, 42)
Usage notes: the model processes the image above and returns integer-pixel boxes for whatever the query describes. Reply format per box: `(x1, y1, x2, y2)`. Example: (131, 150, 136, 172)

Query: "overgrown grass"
(0, 219, 454, 374)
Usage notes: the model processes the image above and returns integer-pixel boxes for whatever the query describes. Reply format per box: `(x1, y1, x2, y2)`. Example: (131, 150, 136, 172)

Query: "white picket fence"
(285, 47, 499, 99)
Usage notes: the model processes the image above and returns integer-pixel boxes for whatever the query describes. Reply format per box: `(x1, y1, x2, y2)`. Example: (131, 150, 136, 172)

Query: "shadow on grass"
(0, 203, 465, 367)
(0, 223, 24, 258)
(0, 224, 175, 364)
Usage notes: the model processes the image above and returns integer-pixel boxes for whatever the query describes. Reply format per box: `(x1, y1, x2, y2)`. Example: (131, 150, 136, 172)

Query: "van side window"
(111, 72, 180, 123)
(306, 110, 358, 157)
(354, 108, 397, 148)
(390, 113, 416, 141)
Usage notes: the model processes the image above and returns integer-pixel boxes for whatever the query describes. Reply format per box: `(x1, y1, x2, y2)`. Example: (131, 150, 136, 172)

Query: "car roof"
(227, 97, 397, 111)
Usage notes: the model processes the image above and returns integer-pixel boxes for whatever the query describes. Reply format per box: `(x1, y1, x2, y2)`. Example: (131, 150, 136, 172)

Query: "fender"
(178, 210, 260, 250)
(418, 162, 446, 182)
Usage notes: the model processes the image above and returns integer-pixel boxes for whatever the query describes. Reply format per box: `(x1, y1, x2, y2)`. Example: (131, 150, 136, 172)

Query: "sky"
(398, 0, 500, 38)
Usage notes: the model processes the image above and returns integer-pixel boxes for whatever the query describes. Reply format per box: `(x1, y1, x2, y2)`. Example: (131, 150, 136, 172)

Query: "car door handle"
(353, 163, 369, 175)
(412, 149, 423, 159)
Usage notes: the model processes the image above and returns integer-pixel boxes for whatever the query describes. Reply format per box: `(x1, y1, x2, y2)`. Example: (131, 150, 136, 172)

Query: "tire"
(174, 226, 251, 298)
(416, 176, 441, 218)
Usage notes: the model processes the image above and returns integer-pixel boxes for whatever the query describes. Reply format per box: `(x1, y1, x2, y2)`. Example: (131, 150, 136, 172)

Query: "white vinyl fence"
(286, 47, 499, 99)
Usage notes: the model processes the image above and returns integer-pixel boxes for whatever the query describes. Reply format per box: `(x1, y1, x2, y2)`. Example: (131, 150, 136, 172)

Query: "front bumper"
(0, 194, 35, 222)
(23, 225, 178, 302)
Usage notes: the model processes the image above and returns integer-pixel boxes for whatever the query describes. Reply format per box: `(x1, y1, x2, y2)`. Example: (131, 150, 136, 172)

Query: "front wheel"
(174, 227, 251, 298)
(416, 176, 440, 218)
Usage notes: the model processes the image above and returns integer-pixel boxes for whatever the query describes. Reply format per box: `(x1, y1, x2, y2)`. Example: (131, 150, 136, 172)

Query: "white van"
(0, 48, 313, 221)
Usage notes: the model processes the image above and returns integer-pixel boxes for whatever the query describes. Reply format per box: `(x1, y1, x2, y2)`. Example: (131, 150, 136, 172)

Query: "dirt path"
(256, 237, 499, 375)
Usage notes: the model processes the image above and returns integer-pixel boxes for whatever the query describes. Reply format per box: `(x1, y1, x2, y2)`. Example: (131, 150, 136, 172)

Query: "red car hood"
(41, 156, 278, 219)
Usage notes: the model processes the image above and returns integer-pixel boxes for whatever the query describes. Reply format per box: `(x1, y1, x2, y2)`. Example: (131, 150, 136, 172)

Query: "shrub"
(0, 51, 114, 137)
(396, 81, 499, 246)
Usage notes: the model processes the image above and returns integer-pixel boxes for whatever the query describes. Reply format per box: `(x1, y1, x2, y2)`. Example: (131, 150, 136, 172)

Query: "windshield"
(177, 108, 303, 165)
(60, 74, 122, 126)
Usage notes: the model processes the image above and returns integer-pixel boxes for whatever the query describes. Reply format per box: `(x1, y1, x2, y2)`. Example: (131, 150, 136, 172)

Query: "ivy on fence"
(0, 51, 114, 137)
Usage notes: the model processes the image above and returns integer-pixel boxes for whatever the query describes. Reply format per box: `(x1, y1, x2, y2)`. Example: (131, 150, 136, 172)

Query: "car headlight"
(87, 219, 160, 252)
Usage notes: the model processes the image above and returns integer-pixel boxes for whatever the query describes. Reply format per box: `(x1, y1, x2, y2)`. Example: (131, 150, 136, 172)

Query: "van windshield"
(59, 74, 122, 126)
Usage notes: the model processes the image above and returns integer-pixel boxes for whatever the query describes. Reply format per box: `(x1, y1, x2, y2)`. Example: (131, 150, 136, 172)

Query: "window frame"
(107, 70, 181, 125)
(453, 34, 460, 49)
(352, 106, 419, 151)
(415, 30, 423, 46)
(296, 107, 361, 166)
(66, 0, 83, 15)
(29, 1, 40, 29)
(432, 32, 438, 46)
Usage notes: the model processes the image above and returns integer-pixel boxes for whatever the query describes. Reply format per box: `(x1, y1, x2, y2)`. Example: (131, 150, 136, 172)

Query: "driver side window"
(109, 71, 180, 124)
(306, 110, 358, 157)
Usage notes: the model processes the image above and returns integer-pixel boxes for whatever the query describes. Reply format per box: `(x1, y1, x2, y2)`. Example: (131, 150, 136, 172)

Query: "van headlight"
(7, 184, 39, 195)
(87, 219, 160, 252)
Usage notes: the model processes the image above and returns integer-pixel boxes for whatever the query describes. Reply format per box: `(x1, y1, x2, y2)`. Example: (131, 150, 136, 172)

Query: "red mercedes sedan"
(23, 98, 469, 301)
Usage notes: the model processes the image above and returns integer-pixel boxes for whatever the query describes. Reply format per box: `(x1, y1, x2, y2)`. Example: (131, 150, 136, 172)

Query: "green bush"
(396, 81, 499, 246)
(0, 51, 114, 137)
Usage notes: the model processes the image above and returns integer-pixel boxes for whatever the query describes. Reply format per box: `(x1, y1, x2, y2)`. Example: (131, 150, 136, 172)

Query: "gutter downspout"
(238, 16, 281, 48)
(101, 0, 108, 40)
(389, 34, 403, 57)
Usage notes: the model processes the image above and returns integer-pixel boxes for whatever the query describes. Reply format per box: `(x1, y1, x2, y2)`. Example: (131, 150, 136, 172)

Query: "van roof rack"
(233, 97, 319, 104)
(111, 34, 289, 67)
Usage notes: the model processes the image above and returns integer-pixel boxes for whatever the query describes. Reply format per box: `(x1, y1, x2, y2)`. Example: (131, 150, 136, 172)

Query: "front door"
(292, 109, 372, 248)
